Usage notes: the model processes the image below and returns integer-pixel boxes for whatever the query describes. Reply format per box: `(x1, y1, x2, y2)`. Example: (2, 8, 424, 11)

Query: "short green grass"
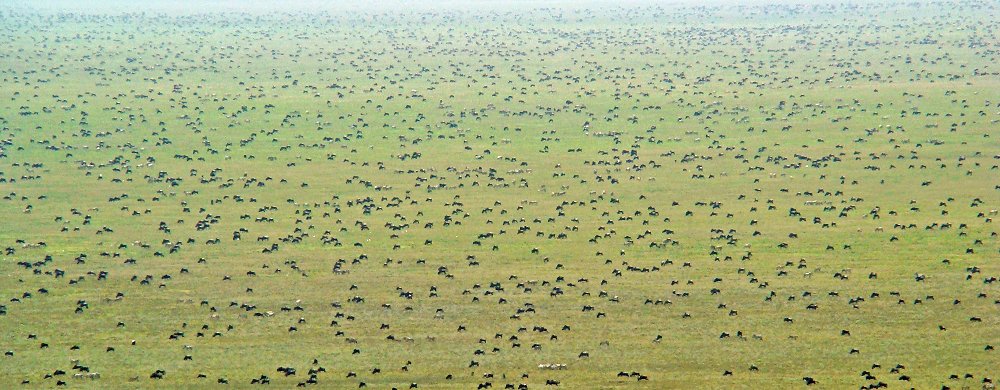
(0, 0, 998, 388)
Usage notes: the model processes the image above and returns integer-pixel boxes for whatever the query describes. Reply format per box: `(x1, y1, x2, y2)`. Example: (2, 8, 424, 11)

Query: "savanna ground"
(0, 0, 998, 388)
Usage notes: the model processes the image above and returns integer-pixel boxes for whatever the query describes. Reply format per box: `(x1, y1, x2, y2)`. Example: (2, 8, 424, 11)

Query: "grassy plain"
(0, 0, 998, 388)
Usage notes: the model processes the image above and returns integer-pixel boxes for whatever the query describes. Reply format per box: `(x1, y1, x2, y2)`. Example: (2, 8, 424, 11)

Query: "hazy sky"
(2, 0, 906, 14)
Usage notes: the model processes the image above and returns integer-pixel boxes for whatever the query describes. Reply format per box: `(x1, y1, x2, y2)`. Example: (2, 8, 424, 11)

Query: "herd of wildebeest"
(0, 0, 998, 388)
